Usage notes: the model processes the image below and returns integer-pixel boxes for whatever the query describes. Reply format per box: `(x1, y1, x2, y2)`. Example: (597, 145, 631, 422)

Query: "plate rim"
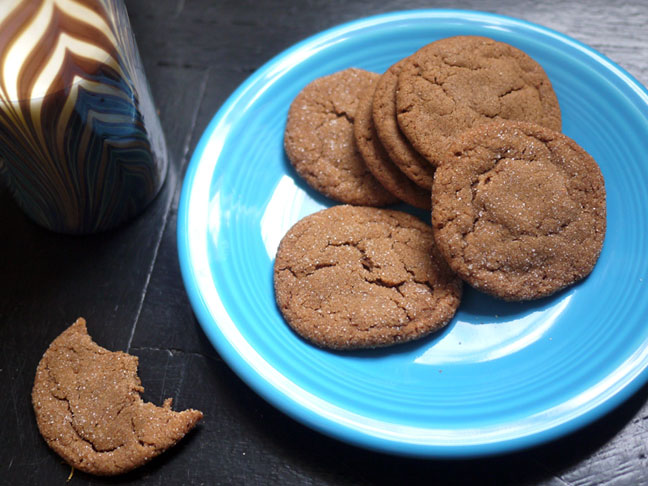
(177, 8, 648, 458)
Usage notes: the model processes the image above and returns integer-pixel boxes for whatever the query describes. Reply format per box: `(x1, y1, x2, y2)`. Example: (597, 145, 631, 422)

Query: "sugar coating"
(274, 205, 462, 349)
(431, 120, 606, 301)
(397, 36, 562, 167)
(284, 68, 398, 206)
(32, 318, 203, 475)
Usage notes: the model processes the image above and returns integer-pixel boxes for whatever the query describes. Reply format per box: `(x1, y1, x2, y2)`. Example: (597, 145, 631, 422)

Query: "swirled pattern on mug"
(0, 0, 167, 233)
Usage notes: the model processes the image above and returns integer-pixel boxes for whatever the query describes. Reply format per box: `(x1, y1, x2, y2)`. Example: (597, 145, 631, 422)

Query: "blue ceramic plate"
(178, 10, 648, 457)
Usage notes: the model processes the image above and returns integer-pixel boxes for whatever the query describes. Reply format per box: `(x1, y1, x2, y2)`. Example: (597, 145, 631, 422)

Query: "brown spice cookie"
(397, 36, 562, 167)
(431, 121, 606, 301)
(372, 58, 436, 188)
(353, 79, 431, 210)
(274, 205, 462, 349)
(32, 318, 203, 476)
(284, 68, 398, 206)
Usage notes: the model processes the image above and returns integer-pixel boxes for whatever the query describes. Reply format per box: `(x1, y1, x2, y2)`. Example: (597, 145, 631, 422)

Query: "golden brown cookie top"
(353, 79, 431, 210)
(274, 205, 462, 349)
(431, 121, 606, 301)
(397, 36, 562, 166)
(372, 58, 436, 189)
(284, 68, 398, 206)
(32, 318, 203, 476)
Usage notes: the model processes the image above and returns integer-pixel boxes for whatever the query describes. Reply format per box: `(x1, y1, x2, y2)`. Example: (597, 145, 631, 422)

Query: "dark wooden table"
(3, 1, 648, 484)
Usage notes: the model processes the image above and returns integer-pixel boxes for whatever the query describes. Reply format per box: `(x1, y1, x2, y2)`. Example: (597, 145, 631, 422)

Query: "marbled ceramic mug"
(0, 0, 167, 234)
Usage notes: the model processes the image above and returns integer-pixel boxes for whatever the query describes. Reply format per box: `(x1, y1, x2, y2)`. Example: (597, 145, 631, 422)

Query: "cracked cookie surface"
(431, 121, 606, 301)
(32, 318, 203, 476)
(372, 57, 436, 189)
(284, 68, 398, 206)
(274, 205, 462, 349)
(396, 36, 562, 167)
(354, 78, 431, 210)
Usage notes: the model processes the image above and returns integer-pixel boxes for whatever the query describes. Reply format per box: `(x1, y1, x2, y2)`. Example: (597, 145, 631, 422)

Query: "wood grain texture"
(1, 0, 647, 484)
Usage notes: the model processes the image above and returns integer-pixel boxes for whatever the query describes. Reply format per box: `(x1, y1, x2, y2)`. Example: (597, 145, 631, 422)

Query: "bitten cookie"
(274, 205, 462, 349)
(32, 318, 203, 476)
(284, 68, 398, 206)
(372, 58, 436, 189)
(353, 79, 431, 210)
(431, 121, 606, 301)
(397, 36, 562, 166)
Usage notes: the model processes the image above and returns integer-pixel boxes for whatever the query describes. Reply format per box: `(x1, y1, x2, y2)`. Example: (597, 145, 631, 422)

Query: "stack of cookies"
(278, 36, 606, 350)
